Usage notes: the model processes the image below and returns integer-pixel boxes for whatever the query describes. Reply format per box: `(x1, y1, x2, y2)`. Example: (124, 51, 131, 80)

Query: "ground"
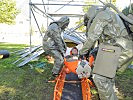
(0, 42, 133, 100)
(115, 69, 133, 100)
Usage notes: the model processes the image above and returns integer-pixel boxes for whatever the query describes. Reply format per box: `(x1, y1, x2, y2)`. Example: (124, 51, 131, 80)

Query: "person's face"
(61, 23, 69, 30)
(71, 48, 78, 55)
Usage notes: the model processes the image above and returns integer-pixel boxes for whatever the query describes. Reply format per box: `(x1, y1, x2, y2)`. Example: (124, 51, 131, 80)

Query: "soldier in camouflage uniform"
(80, 6, 133, 100)
(43, 16, 70, 76)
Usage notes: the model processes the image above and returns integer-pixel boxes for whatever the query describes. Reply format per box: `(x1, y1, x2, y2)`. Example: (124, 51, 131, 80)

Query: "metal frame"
(29, 0, 85, 48)
(28, 0, 105, 48)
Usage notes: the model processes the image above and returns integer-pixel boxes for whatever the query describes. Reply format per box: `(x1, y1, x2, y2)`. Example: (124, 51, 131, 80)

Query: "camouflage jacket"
(43, 22, 67, 55)
(80, 8, 133, 55)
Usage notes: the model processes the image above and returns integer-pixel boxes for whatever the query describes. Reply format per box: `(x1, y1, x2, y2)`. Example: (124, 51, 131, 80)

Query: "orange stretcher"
(51, 56, 94, 100)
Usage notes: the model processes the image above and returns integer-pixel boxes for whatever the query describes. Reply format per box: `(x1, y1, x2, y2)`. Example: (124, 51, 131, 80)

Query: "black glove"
(89, 47, 99, 59)
(79, 55, 86, 60)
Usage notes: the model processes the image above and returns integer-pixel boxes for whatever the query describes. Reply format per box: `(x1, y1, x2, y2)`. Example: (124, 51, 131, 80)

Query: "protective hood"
(56, 16, 70, 28)
(86, 6, 101, 19)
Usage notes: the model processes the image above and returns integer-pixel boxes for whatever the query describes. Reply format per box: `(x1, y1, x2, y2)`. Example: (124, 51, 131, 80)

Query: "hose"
(99, 0, 133, 25)
(105, 3, 133, 25)
(86, 1, 133, 37)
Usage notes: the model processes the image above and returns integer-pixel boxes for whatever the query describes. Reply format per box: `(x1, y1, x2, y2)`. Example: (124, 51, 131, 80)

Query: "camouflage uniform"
(43, 16, 70, 75)
(80, 6, 133, 100)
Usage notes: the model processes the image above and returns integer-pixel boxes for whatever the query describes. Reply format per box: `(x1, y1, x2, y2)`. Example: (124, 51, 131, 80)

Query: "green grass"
(0, 42, 133, 100)
(116, 69, 133, 100)
(0, 42, 55, 100)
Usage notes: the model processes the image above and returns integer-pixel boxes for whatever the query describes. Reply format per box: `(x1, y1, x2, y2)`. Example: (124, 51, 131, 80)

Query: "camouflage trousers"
(118, 48, 133, 72)
(50, 50, 64, 75)
(93, 74, 118, 100)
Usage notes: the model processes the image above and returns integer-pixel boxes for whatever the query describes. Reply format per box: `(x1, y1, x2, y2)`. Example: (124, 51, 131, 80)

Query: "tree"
(122, 3, 133, 15)
(75, 1, 98, 32)
(41, 24, 46, 34)
(0, 0, 20, 24)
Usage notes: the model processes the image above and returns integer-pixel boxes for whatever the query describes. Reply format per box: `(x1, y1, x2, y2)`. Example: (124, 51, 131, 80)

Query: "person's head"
(58, 16, 70, 30)
(84, 6, 100, 26)
(84, 13, 89, 26)
(70, 47, 78, 56)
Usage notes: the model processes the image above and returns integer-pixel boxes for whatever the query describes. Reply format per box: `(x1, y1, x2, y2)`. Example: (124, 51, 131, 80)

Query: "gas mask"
(58, 16, 70, 30)
(84, 14, 89, 26)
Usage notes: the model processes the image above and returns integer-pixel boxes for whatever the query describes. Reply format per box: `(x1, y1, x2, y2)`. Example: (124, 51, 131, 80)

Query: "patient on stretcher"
(64, 47, 91, 79)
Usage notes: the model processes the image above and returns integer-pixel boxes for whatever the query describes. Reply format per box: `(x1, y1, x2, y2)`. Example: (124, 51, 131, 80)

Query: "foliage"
(122, 3, 133, 15)
(75, 1, 98, 32)
(75, 18, 86, 32)
(116, 69, 133, 99)
(0, 0, 20, 24)
(41, 24, 46, 34)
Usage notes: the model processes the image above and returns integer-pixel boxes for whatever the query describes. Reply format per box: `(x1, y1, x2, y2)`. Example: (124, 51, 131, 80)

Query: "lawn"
(0, 42, 54, 100)
(0, 42, 133, 100)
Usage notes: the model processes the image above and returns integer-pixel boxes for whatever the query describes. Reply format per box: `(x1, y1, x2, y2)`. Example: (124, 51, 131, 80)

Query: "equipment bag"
(0, 50, 10, 59)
